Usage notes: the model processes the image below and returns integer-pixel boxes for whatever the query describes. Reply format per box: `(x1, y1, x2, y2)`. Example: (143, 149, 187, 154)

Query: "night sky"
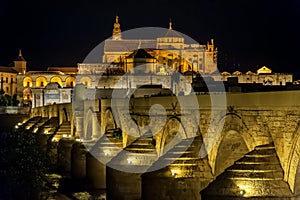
(1, 0, 300, 75)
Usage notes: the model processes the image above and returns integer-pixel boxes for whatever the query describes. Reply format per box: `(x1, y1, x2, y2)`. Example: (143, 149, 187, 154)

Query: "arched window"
(36, 76, 48, 87)
(80, 77, 92, 87)
(23, 88, 32, 100)
(50, 76, 62, 87)
(23, 77, 33, 87)
(65, 77, 76, 87)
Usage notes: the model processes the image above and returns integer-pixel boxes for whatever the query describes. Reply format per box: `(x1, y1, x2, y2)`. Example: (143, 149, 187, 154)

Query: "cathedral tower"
(13, 49, 26, 74)
(112, 16, 122, 40)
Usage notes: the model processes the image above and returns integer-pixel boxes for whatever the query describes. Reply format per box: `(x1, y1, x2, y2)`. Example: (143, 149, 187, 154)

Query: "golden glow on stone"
(104, 150, 110, 156)
(127, 157, 134, 164)
(237, 184, 250, 197)
(62, 134, 72, 138)
(170, 168, 180, 177)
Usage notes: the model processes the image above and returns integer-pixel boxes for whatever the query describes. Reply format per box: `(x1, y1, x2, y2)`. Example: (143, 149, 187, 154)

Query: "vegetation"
(0, 90, 19, 106)
(113, 128, 123, 140)
(0, 127, 50, 199)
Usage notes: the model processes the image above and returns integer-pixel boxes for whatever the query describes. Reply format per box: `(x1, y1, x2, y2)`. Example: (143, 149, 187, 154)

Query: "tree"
(0, 91, 19, 106)
(0, 128, 50, 199)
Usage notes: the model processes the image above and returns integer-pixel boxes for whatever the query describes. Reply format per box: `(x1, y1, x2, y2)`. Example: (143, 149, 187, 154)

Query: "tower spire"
(112, 15, 122, 40)
(14, 49, 26, 74)
(169, 18, 172, 30)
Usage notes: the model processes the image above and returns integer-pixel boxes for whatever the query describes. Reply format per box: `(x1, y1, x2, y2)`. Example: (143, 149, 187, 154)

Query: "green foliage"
(113, 128, 123, 140)
(0, 90, 19, 106)
(0, 128, 50, 199)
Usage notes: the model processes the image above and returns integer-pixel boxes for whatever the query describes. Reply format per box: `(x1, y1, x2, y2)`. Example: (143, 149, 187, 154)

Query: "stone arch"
(65, 76, 76, 87)
(158, 116, 188, 156)
(80, 77, 92, 87)
(85, 109, 94, 140)
(23, 88, 32, 100)
(104, 108, 117, 131)
(286, 124, 300, 195)
(209, 113, 253, 176)
(36, 76, 48, 87)
(50, 76, 62, 87)
(23, 76, 32, 87)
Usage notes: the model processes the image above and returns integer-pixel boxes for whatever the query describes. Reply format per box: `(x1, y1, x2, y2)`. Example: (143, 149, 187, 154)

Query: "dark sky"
(1, 0, 300, 75)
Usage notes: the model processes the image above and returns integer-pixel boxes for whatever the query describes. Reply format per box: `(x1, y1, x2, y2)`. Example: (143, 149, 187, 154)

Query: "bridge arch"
(209, 113, 254, 176)
(104, 108, 117, 131)
(84, 108, 94, 140)
(286, 123, 300, 195)
(158, 116, 188, 156)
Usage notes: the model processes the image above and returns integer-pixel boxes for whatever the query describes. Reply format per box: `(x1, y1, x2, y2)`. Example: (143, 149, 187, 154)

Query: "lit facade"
(217, 66, 292, 86)
(79, 16, 218, 75)
(17, 66, 77, 107)
(0, 67, 18, 96)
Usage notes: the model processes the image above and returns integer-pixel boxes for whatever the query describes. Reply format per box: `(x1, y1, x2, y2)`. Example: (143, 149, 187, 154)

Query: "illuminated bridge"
(18, 89, 300, 199)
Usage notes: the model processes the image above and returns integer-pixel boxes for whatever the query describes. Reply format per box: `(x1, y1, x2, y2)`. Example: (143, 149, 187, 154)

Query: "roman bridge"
(29, 90, 300, 199)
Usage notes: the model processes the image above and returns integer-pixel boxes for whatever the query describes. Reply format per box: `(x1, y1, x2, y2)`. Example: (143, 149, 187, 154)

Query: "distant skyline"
(1, 0, 300, 75)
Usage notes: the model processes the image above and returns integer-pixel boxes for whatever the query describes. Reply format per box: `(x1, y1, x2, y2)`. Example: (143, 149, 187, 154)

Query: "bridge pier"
(71, 142, 88, 180)
(106, 135, 158, 200)
(57, 138, 76, 177)
(142, 136, 213, 200)
(86, 130, 123, 190)
(86, 151, 107, 189)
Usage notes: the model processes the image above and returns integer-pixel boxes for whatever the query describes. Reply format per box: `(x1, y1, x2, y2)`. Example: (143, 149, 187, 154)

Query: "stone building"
(31, 82, 72, 107)
(17, 66, 77, 107)
(10, 17, 293, 107)
(80, 16, 218, 75)
(0, 66, 18, 96)
(217, 66, 293, 86)
(0, 50, 26, 96)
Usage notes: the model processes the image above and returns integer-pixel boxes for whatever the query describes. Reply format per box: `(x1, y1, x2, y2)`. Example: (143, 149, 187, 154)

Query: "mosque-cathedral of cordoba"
(0, 16, 293, 108)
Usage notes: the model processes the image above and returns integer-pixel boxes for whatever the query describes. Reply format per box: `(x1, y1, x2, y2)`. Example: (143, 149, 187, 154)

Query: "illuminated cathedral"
(78, 16, 218, 75)
(3, 16, 291, 109)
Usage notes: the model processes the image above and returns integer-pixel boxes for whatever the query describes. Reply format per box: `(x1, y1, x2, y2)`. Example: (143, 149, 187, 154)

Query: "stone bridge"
(30, 90, 300, 199)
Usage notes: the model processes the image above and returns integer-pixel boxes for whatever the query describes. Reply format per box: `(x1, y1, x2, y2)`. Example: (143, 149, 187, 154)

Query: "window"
(11, 78, 13, 83)
(70, 81, 74, 87)
(6, 87, 8, 93)
(27, 82, 30, 87)
(6, 77, 8, 83)
(41, 82, 44, 87)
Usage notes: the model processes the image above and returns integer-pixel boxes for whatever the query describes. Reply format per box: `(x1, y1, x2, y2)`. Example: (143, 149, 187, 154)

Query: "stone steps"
(124, 133, 156, 153)
(22, 117, 42, 130)
(200, 142, 293, 198)
(52, 122, 71, 141)
(146, 136, 212, 177)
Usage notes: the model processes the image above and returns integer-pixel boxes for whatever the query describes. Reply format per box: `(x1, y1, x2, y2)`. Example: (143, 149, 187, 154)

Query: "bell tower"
(13, 49, 26, 74)
(112, 16, 122, 40)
